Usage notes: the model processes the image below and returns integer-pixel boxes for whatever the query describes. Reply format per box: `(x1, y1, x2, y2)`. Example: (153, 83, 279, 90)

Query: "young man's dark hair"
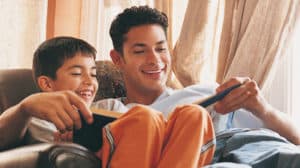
(109, 5, 168, 54)
(32, 36, 97, 83)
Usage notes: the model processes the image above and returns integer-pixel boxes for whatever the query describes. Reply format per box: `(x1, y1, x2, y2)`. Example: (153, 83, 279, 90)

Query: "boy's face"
(112, 24, 171, 95)
(45, 53, 98, 106)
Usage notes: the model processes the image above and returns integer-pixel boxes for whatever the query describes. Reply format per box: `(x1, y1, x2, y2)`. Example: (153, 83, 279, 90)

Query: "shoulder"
(92, 98, 128, 113)
(184, 82, 219, 94)
(92, 98, 122, 109)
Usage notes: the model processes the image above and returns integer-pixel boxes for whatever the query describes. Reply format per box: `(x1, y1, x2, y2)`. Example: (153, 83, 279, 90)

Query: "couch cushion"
(94, 60, 126, 101)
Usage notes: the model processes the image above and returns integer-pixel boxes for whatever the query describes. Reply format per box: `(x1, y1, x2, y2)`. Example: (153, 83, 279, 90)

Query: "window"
(265, 18, 300, 125)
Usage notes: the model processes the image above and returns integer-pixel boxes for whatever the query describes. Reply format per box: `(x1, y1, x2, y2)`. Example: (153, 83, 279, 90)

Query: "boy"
(29, 36, 216, 167)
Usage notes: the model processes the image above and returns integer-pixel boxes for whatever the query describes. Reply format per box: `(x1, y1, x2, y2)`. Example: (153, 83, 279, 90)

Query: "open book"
(73, 108, 123, 152)
(73, 83, 242, 152)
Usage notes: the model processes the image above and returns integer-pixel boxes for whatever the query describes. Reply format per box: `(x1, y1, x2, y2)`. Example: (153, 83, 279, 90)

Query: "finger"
(216, 77, 250, 93)
(215, 88, 249, 114)
(50, 115, 67, 133)
(53, 132, 60, 142)
(67, 131, 73, 142)
(66, 91, 93, 124)
(60, 132, 71, 142)
(217, 84, 249, 106)
(223, 92, 250, 113)
(244, 79, 259, 94)
(63, 103, 82, 130)
(56, 109, 74, 131)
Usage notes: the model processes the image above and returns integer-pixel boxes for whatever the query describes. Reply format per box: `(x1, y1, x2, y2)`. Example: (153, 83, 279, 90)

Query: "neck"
(124, 87, 165, 105)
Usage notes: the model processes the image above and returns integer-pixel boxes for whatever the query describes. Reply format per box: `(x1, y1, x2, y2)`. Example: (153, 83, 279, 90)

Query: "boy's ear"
(37, 76, 55, 92)
(110, 49, 123, 68)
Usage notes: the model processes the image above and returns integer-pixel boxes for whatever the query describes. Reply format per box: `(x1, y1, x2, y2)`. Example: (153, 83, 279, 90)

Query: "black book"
(194, 83, 242, 107)
(73, 109, 122, 152)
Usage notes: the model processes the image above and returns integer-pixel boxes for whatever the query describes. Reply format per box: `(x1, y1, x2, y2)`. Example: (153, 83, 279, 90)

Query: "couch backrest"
(0, 69, 39, 113)
(0, 61, 126, 114)
(95, 60, 126, 101)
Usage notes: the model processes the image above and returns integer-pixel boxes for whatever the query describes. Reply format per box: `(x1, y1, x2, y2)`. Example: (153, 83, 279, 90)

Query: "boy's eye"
(71, 73, 81, 76)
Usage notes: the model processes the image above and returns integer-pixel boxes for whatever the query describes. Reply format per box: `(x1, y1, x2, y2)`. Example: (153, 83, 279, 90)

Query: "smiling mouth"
(142, 69, 163, 74)
(76, 90, 94, 101)
(142, 63, 166, 74)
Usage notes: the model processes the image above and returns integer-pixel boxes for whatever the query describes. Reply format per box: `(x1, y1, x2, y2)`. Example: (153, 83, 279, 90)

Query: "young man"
(92, 5, 300, 167)
(0, 36, 216, 167)
(94, 5, 300, 145)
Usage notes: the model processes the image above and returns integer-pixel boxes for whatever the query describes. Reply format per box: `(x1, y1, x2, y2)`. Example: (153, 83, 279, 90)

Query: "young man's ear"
(110, 49, 123, 68)
(37, 76, 55, 92)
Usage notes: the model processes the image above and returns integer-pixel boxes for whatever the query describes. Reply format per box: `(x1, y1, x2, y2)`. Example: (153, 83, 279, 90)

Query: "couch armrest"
(0, 143, 51, 168)
(0, 143, 101, 168)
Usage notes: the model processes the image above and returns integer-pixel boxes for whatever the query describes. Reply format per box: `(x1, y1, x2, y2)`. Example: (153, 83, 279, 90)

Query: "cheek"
(93, 79, 99, 90)
(122, 60, 138, 72)
(56, 78, 81, 91)
(62, 81, 80, 91)
(162, 54, 171, 64)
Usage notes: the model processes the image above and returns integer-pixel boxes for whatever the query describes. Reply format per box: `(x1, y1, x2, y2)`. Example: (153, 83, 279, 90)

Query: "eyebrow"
(131, 40, 167, 48)
(67, 65, 96, 70)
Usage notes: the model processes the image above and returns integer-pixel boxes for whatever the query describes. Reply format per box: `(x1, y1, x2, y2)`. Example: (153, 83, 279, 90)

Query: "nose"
(147, 49, 162, 65)
(83, 73, 93, 85)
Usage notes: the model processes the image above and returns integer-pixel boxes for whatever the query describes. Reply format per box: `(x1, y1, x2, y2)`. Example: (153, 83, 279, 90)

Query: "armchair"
(0, 60, 126, 168)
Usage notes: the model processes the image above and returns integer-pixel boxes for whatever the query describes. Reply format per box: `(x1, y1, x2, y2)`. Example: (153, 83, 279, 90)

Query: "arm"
(214, 77, 300, 145)
(0, 91, 93, 149)
(0, 103, 30, 149)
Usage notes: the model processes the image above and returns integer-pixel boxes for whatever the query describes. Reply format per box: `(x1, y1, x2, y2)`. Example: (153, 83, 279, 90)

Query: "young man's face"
(112, 24, 171, 96)
(46, 53, 98, 106)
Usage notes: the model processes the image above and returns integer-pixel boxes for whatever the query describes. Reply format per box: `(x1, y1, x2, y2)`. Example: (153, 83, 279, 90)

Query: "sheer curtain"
(217, 0, 299, 90)
(289, 18, 300, 122)
(172, 0, 223, 86)
(0, 0, 47, 69)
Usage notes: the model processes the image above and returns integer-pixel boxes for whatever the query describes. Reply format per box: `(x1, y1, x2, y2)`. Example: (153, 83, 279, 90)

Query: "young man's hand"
(214, 77, 270, 118)
(20, 91, 93, 133)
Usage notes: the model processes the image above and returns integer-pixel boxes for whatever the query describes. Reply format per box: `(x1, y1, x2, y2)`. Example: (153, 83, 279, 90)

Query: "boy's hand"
(20, 91, 93, 133)
(53, 131, 73, 142)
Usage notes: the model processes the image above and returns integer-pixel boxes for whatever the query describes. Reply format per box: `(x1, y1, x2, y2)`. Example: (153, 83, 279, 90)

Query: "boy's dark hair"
(109, 5, 168, 54)
(32, 36, 97, 83)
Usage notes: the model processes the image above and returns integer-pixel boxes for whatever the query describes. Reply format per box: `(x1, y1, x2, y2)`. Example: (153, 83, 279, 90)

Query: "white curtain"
(172, 0, 223, 86)
(218, 0, 299, 90)
(0, 0, 47, 69)
(80, 0, 154, 61)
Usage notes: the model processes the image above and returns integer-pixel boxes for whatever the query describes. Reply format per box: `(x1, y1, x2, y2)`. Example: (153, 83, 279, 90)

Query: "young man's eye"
(156, 48, 166, 52)
(133, 50, 145, 54)
(91, 73, 97, 78)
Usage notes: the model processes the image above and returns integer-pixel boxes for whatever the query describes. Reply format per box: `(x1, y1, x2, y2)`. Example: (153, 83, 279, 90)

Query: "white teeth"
(146, 70, 161, 73)
(79, 90, 92, 97)
(142, 63, 166, 74)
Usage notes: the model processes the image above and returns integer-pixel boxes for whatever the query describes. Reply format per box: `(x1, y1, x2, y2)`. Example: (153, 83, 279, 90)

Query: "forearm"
(258, 106, 300, 145)
(0, 104, 31, 149)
